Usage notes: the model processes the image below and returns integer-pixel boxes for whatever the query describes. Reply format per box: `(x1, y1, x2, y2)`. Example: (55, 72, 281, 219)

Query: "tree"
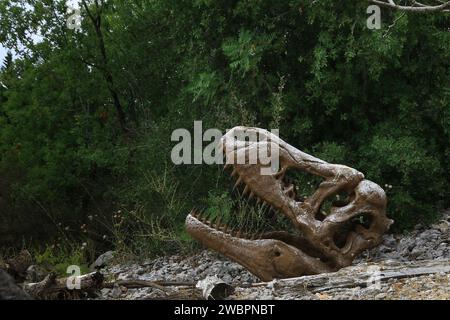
(369, 0, 450, 12)
(1, 52, 13, 71)
(80, 0, 128, 133)
(0, 0, 449, 251)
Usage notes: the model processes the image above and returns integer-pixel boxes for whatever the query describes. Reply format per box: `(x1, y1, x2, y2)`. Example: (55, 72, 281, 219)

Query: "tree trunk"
(81, 0, 128, 133)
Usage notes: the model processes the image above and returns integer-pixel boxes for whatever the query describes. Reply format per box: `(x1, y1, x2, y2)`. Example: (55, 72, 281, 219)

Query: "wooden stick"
(24, 271, 104, 298)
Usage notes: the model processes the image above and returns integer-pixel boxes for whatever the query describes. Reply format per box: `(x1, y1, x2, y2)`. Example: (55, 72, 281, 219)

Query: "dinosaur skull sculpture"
(186, 127, 393, 281)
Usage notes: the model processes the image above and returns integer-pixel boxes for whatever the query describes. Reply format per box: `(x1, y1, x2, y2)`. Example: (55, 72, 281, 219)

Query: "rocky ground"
(99, 211, 450, 300)
(357, 212, 450, 263)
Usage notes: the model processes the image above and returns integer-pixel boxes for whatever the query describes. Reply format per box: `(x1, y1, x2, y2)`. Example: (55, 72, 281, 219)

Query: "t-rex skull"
(186, 127, 393, 281)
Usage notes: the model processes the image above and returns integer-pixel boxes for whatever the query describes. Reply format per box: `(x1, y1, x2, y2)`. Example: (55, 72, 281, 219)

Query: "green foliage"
(359, 134, 445, 229)
(0, 0, 449, 259)
(204, 190, 293, 235)
(34, 246, 90, 277)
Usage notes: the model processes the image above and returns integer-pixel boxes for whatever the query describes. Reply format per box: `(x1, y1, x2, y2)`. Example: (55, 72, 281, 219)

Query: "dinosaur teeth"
(193, 211, 266, 241)
(274, 167, 286, 180)
(199, 211, 208, 222)
(233, 177, 243, 190)
(284, 184, 294, 194)
(206, 212, 216, 225)
(214, 216, 222, 228)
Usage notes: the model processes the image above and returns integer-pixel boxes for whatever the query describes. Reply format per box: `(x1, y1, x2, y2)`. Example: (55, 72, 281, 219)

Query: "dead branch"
(248, 259, 450, 294)
(24, 271, 104, 298)
(369, 0, 450, 12)
(103, 279, 168, 292)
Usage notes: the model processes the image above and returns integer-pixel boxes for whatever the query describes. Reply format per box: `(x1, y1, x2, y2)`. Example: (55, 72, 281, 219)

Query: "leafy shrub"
(0, 0, 449, 259)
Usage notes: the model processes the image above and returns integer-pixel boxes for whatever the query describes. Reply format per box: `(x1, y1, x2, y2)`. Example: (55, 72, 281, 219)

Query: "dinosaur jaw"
(185, 212, 332, 281)
(185, 127, 392, 280)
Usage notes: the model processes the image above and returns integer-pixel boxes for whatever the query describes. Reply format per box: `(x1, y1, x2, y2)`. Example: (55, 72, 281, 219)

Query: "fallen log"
(248, 259, 450, 295)
(24, 271, 103, 299)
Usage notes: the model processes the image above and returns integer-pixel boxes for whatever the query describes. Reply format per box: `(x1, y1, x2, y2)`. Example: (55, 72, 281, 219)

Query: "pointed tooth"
(285, 184, 294, 194)
(274, 167, 286, 180)
(206, 212, 215, 225)
(214, 216, 222, 228)
(233, 177, 243, 190)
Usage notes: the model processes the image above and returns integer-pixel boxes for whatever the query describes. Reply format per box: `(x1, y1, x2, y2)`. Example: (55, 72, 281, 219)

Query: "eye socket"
(274, 250, 281, 257)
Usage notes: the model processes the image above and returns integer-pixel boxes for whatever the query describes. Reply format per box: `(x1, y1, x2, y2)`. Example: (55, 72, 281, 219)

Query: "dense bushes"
(0, 1, 449, 258)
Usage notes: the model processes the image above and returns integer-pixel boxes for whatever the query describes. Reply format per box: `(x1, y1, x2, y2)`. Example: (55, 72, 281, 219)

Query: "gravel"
(357, 210, 450, 263)
(99, 210, 450, 300)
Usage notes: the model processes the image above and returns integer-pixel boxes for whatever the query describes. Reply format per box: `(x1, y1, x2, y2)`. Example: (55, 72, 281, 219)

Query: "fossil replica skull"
(186, 127, 393, 281)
